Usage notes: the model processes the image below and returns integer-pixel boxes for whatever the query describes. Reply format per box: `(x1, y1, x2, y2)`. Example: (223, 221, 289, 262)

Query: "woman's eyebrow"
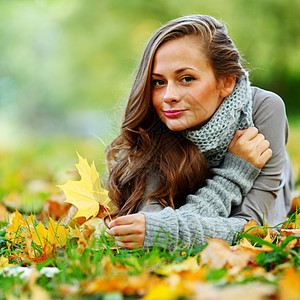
(174, 67, 197, 74)
(152, 67, 197, 77)
(152, 73, 163, 77)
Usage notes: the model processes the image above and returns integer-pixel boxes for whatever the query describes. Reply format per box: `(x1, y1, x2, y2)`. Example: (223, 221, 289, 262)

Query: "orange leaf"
(279, 267, 300, 300)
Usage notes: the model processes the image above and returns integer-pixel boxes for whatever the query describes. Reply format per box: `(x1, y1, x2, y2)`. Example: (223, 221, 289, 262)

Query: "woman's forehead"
(152, 36, 209, 74)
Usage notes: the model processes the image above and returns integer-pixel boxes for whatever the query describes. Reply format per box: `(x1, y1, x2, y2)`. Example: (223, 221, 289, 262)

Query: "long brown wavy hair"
(105, 15, 246, 217)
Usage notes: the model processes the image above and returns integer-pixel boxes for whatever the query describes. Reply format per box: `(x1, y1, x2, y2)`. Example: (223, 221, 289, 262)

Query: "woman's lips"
(163, 110, 186, 118)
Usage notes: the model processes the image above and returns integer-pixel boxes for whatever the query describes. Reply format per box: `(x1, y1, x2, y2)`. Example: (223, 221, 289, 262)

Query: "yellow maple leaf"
(58, 153, 110, 220)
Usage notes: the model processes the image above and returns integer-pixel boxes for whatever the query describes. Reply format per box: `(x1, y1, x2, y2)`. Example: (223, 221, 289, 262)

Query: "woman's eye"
(152, 79, 165, 86)
(181, 76, 195, 83)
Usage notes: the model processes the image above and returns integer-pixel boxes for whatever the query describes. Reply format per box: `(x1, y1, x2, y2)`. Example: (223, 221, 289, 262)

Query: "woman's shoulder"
(251, 86, 286, 115)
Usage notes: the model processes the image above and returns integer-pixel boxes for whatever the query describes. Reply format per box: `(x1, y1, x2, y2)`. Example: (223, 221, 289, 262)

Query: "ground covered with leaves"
(1, 139, 300, 300)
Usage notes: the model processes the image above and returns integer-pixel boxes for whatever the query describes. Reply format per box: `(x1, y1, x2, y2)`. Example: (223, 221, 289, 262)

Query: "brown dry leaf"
(238, 236, 274, 253)
(38, 194, 71, 222)
(291, 195, 300, 212)
(278, 267, 300, 300)
(243, 219, 277, 238)
(70, 218, 106, 253)
(283, 212, 300, 229)
(279, 228, 300, 249)
(78, 223, 95, 253)
(200, 238, 256, 272)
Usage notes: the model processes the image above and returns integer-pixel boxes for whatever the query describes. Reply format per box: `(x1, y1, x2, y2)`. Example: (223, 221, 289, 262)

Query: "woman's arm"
(108, 127, 271, 249)
(230, 88, 293, 226)
(139, 127, 271, 218)
(108, 207, 248, 249)
(108, 156, 253, 248)
(187, 127, 272, 218)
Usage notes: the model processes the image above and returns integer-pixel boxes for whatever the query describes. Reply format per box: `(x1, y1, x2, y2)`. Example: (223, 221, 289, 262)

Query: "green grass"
(287, 118, 300, 188)
(0, 122, 299, 299)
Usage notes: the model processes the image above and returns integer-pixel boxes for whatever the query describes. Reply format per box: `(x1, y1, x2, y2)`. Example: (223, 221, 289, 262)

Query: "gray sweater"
(138, 87, 293, 248)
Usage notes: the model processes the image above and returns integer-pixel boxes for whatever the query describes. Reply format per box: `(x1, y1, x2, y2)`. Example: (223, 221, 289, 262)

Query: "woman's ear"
(219, 76, 236, 99)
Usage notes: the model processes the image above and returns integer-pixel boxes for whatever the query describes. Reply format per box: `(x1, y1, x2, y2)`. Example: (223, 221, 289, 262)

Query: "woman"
(106, 15, 294, 249)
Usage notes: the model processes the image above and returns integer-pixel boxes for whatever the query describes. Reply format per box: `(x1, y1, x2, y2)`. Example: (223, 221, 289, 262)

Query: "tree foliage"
(0, 0, 299, 138)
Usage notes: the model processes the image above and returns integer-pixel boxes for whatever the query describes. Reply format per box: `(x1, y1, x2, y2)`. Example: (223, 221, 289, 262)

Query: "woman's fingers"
(256, 139, 270, 154)
(258, 148, 273, 168)
(228, 129, 247, 149)
(115, 234, 141, 243)
(108, 214, 146, 249)
(109, 214, 136, 227)
(108, 224, 133, 236)
(229, 127, 272, 168)
(115, 241, 140, 249)
(228, 127, 258, 152)
(237, 127, 259, 142)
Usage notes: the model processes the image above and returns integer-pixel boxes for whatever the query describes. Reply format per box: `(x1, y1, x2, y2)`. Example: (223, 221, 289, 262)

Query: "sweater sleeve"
(138, 152, 260, 216)
(139, 153, 260, 248)
(141, 208, 247, 248)
(230, 88, 294, 226)
(186, 152, 260, 218)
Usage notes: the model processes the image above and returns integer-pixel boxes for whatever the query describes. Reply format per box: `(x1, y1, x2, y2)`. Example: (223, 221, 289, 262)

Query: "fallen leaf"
(58, 153, 110, 220)
(200, 239, 256, 272)
(142, 282, 180, 300)
(193, 282, 275, 300)
(283, 212, 300, 229)
(47, 217, 69, 247)
(243, 219, 277, 238)
(5, 210, 68, 261)
(84, 272, 160, 296)
(279, 229, 300, 249)
(0, 256, 14, 268)
(155, 256, 201, 276)
(38, 194, 71, 222)
(278, 266, 300, 300)
(291, 195, 300, 212)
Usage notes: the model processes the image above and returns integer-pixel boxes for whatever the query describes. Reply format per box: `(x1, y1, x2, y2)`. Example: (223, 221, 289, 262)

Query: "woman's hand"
(228, 127, 272, 169)
(108, 213, 146, 249)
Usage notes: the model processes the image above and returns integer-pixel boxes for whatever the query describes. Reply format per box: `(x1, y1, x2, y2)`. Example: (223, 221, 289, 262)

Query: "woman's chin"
(165, 122, 189, 132)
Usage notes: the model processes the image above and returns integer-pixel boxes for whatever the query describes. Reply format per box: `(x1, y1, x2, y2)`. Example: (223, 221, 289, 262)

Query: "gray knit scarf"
(183, 75, 254, 167)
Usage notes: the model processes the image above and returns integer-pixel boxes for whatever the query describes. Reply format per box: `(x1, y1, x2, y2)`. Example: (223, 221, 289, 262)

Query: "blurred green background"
(0, 0, 299, 212)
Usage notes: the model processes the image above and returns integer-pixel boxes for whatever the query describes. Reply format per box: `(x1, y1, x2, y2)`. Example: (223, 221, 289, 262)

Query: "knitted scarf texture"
(183, 76, 254, 167)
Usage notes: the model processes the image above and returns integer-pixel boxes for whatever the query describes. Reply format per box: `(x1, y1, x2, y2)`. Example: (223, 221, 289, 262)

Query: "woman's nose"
(163, 83, 181, 104)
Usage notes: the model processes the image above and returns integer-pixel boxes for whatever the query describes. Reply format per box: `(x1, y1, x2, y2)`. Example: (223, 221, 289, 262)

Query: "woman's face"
(151, 35, 233, 131)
